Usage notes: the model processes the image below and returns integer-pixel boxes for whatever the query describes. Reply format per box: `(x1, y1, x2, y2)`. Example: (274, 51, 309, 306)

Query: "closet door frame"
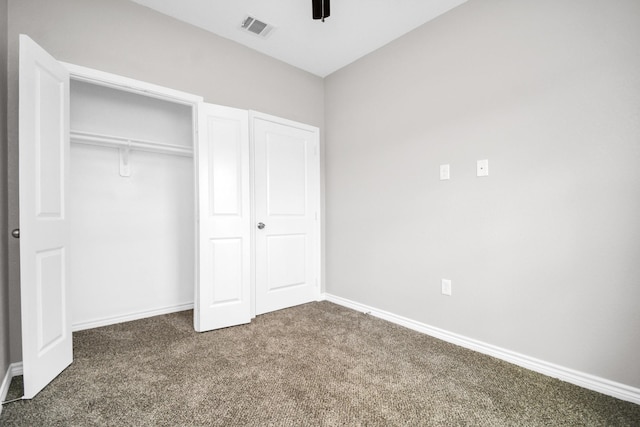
(61, 62, 204, 324)
(62, 62, 203, 111)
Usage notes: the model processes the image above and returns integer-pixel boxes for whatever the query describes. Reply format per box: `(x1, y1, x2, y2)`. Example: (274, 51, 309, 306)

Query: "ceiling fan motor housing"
(312, 0, 330, 21)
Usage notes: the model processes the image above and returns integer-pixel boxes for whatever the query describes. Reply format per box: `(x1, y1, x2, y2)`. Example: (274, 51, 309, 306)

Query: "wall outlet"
(477, 159, 489, 176)
(441, 279, 452, 296)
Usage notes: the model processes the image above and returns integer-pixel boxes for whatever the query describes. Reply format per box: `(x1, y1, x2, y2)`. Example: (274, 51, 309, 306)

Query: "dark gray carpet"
(1, 301, 639, 426)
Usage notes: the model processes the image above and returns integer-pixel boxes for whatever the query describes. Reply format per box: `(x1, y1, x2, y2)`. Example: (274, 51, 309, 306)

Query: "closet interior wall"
(69, 80, 195, 330)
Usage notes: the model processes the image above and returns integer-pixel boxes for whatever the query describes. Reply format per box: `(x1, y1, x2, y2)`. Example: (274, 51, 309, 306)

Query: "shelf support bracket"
(119, 143, 131, 177)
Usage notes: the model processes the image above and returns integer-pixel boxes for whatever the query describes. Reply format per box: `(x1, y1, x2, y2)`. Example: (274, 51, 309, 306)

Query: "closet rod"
(70, 130, 193, 157)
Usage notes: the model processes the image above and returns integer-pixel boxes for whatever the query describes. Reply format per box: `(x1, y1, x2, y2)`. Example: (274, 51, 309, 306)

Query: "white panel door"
(253, 114, 320, 315)
(195, 103, 251, 332)
(18, 35, 72, 399)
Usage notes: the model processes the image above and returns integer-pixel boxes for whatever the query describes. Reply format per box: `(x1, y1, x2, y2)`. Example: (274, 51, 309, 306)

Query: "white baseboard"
(0, 364, 12, 408)
(72, 303, 194, 332)
(1, 362, 24, 415)
(11, 363, 23, 377)
(322, 293, 640, 405)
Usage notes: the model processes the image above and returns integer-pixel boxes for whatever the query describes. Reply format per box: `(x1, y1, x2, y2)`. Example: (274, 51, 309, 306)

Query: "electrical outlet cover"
(477, 159, 489, 177)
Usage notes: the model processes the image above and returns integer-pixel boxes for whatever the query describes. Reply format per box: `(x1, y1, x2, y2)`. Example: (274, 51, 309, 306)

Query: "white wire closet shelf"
(70, 129, 193, 157)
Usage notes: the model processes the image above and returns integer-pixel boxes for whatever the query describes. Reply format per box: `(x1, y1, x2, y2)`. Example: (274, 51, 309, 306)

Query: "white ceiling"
(130, 0, 467, 77)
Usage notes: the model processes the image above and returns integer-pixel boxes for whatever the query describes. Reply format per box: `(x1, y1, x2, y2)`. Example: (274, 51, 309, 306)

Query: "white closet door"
(253, 114, 321, 315)
(18, 35, 72, 399)
(195, 104, 251, 332)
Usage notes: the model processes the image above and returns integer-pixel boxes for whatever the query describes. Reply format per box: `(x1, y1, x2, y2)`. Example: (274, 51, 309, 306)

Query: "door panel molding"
(195, 104, 251, 331)
(19, 34, 72, 399)
(250, 112, 321, 315)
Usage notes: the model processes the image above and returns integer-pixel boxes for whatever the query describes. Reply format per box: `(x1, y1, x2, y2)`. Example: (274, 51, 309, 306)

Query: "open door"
(194, 103, 251, 332)
(18, 35, 72, 398)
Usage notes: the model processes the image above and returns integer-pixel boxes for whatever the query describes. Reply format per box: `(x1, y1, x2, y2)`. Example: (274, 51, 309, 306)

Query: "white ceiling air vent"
(240, 16, 275, 39)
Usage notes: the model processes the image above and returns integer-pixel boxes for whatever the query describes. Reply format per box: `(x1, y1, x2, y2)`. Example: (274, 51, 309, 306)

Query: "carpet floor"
(1, 301, 639, 426)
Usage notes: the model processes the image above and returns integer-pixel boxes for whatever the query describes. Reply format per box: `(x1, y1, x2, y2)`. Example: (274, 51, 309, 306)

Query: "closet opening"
(67, 78, 197, 331)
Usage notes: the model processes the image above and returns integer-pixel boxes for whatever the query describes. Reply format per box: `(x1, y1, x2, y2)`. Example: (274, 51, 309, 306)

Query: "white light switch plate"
(440, 164, 450, 180)
(477, 159, 489, 177)
(441, 279, 452, 296)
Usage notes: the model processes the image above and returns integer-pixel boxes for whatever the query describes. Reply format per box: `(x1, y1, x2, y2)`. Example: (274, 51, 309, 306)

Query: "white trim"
(249, 110, 318, 133)
(248, 111, 257, 319)
(11, 363, 23, 377)
(322, 293, 640, 405)
(0, 364, 12, 407)
(1, 362, 24, 414)
(60, 62, 203, 106)
(72, 303, 194, 332)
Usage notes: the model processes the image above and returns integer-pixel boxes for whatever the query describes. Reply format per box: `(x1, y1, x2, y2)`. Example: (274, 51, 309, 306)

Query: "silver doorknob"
(11, 229, 20, 239)
(257, 222, 266, 230)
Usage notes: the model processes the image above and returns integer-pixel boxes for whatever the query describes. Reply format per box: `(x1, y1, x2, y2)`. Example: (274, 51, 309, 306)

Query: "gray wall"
(0, 0, 9, 379)
(6, 0, 325, 362)
(325, 0, 640, 388)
